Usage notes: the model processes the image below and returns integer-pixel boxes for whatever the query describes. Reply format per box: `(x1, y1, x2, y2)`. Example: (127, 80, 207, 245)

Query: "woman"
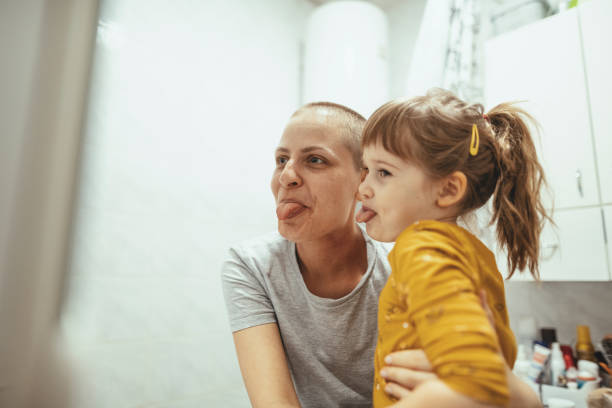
(221, 102, 541, 408)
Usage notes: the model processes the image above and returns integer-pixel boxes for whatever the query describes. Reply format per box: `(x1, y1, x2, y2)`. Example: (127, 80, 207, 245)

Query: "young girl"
(356, 88, 550, 407)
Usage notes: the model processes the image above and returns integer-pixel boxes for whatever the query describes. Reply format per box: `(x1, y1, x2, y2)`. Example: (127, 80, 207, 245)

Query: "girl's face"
(357, 142, 440, 242)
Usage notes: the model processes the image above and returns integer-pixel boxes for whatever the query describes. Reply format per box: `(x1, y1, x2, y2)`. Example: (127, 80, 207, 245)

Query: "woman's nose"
(278, 162, 302, 188)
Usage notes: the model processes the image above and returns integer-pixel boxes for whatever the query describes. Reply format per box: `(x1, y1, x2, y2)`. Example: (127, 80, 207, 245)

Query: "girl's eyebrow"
(373, 159, 399, 170)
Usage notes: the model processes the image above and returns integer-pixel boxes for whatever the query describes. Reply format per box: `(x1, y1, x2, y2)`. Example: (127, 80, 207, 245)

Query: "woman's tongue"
(276, 202, 307, 220)
(355, 207, 376, 223)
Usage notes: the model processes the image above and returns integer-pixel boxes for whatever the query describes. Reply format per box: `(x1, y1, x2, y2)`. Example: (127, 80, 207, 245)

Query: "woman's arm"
(380, 350, 541, 408)
(233, 323, 301, 408)
(381, 291, 541, 407)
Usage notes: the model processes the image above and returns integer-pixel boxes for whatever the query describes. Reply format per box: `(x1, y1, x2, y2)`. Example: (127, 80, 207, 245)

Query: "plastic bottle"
(550, 342, 566, 387)
(513, 344, 531, 380)
(575, 325, 596, 362)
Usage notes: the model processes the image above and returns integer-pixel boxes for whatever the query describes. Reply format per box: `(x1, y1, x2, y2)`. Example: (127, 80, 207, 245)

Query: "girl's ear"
(436, 171, 467, 208)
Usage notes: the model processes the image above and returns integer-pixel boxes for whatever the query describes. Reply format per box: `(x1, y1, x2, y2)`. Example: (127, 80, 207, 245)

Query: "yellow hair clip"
(470, 123, 479, 156)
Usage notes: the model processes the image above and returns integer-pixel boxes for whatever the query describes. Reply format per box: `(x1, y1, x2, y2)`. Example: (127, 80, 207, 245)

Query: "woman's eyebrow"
(300, 146, 332, 154)
(275, 146, 335, 155)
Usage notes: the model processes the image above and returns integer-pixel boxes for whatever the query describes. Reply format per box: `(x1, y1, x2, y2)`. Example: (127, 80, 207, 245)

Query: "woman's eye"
(308, 156, 325, 164)
(276, 156, 288, 166)
(377, 169, 391, 178)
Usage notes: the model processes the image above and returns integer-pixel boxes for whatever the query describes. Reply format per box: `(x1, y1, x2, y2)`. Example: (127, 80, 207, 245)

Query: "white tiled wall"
(61, 1, 313, 407)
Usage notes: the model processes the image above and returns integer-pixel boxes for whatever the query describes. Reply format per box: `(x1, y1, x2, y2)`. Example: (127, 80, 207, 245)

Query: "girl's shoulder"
(396, 219, 466, 243)
(394, 219, 490, 260)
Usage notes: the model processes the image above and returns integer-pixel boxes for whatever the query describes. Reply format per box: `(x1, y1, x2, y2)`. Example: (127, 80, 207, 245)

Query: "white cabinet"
(485, 10, 598, 210)
(500, 208, 609, 281)
(605, 206, 612, 279)
(579, 0, 612, 204)
(485, 5, 612, 281)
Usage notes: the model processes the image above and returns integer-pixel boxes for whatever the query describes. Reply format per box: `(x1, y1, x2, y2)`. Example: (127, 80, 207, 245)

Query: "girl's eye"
(377, 169, 391, 178)
(276, 156, 288, 166)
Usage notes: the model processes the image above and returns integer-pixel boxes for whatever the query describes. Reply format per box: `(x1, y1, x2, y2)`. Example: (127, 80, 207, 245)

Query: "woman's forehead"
(279, 117, 345, 151)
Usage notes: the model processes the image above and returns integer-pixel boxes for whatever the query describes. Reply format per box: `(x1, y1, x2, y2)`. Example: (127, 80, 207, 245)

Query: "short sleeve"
(220, 247, 277, 332)
(395, 231, 509, 406)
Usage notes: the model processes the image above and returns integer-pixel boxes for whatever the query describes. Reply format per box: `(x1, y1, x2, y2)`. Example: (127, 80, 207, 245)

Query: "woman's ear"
(436, 171, 467, 208)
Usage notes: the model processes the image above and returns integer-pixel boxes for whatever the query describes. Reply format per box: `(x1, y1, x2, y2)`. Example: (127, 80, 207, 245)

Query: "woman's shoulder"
(227, 231, 293, 264)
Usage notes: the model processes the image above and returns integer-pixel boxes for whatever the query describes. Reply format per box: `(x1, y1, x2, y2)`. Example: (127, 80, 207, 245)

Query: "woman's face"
(271, 111, 361, 243)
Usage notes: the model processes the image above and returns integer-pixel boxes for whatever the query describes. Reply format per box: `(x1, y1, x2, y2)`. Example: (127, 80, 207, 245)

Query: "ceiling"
(307, 0, 408, 11)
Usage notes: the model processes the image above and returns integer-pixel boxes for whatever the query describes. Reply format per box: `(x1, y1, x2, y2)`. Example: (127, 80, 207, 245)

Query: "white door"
(485, 10, 598, 210)
(505, 207, 608, 281)
(579, 0, 612, 205)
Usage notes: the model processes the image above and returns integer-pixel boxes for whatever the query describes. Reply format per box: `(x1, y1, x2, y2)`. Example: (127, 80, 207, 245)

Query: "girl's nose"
(358, 179, 372, 200)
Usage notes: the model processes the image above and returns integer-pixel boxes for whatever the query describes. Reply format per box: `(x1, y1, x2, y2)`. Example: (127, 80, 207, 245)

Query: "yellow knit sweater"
(373, 220, 516, 407)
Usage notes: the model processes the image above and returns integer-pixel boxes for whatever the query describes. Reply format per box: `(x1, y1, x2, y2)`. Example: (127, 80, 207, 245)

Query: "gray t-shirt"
(221, 227, 390, 408)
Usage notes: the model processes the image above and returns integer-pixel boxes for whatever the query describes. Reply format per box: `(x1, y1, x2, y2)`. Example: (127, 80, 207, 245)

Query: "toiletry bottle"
(550, 342, 566, 387)
(528, 343, 551, 383)
(561, 344, 575, 369)
(576, 325, 596, 362)
(513, 344, 531, 380)
(541, 327, 557, 348)
(602, 335, 612, 365)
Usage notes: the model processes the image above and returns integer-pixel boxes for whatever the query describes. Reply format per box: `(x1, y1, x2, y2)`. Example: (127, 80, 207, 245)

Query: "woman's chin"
(278, 221, 311, 243)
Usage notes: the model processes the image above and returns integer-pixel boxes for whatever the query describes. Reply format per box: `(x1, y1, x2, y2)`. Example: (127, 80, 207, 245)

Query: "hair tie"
(470, 124, 479, 156)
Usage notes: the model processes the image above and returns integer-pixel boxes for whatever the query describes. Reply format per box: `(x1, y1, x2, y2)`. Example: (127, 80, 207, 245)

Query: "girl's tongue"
(276, 202, 307, 220)
(355, 207, 377, 223)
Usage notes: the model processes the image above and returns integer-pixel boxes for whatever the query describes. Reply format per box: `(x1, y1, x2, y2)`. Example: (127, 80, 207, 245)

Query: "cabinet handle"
(576, 169, 583, 198)
(540, 243, 559, 261)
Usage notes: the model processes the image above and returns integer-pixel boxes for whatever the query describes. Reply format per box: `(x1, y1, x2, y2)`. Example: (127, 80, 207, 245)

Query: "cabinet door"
(579, 0, 612, 204)
(503, 207, 609, 281)
(605, 206, 612, 280)
(485, 10, 599, 209)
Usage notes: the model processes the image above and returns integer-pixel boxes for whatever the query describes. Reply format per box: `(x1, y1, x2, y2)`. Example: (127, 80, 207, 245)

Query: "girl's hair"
(362, 88, 551, 279)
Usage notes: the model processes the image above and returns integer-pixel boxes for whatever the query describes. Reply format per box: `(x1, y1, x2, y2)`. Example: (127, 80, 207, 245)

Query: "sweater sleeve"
(395, 230, 509, 407)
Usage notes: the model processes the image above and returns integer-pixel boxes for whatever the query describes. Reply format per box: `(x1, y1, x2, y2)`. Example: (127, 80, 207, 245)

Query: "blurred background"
(1, 0, 610, 407)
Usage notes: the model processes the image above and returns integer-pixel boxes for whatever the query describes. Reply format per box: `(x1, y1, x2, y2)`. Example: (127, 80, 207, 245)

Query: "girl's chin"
(365, 224, 384, 241)
(365, 224, 398, 243)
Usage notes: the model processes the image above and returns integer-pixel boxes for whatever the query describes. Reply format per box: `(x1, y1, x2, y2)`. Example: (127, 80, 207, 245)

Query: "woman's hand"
(381, 290, 542, 408)
(380, 349, 435, 399)
(381, 290, 495, 399)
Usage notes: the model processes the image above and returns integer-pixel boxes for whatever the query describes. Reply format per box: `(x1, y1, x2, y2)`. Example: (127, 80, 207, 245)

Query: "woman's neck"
(295, 223, 368, 299)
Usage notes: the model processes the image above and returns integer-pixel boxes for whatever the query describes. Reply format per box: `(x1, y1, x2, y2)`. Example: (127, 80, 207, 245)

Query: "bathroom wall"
(506, 281, 612, 348)
(57, 2, 611, 407)
(60, 1, 313, 407)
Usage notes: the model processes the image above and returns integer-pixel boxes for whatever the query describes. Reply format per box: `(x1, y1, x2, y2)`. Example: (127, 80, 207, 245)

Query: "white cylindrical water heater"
(303, 1, 389, 118)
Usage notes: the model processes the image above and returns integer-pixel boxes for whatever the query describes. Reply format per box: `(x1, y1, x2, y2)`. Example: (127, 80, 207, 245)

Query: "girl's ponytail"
(488, 103, 552, 279)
